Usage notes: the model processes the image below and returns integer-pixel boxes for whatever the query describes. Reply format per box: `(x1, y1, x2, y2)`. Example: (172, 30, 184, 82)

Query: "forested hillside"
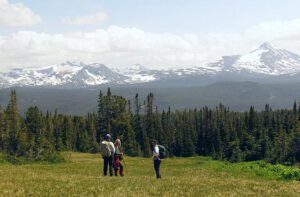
(0, 89, 300, 164)
(2, 81, 300, 115)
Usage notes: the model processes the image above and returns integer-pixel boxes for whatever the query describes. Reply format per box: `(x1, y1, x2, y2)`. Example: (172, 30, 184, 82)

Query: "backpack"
(100, 141, 111, 157)
(158, 145, 166, 159)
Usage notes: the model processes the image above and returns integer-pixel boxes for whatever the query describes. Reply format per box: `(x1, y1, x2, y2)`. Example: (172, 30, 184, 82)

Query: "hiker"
(113, 139, 124, 176)
(151, 140, 162, 179)
(100, 134, 115, 176)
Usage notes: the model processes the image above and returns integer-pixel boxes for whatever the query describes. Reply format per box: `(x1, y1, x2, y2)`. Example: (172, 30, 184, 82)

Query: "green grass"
(200, 159, 300, 181)
(0, 153, 299, 196)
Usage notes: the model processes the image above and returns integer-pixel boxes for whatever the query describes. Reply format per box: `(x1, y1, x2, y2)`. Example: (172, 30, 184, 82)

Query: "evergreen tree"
(105, 88, 113, 135)
(290, 125, 300, 162)
(53, 110, 64, 151)
(97, 91, 106, 141)
(25, 106, 57, 161)
(293, 101, 297, 121)
(229, 139, 242, 162)
(87, 113, 100, 153)
(133, 93, 144, 156)
(45, 111, 55, 147)
(0, 105, 4, 151)
(181, 120, 195, 157)
(122, 121, 138, 156)
(174, 113, 183, 156)
(75, 117, 90, 152)
(257, 129, 271, 160)
(272, 130, 291, 163)
(166, 107, 176, 157)
(145, 93, 155, 140)
(111, 95, 138, 156)
(5, 90, 28, 157)
(25, 106, 43, 158)
(154, 106, 165, 144)
(248, 106, 256, 132)
(62, 115, 74, 150)
(298, 101, 300, 121)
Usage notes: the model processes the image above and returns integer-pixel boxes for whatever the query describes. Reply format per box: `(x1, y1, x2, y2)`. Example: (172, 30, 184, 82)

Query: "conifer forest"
(0, 88, 299, 164)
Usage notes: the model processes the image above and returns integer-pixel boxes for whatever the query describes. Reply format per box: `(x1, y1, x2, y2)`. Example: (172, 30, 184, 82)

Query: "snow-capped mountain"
(230, 42, 300, 75)
(1, 42, 300, 88)
(0, 62, 128, 88)
(120, 64, 158, 83)
(174, 42, 300, 76)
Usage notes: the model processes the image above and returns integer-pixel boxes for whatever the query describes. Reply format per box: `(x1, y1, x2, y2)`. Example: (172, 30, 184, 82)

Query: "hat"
(105, 134, 111, 140)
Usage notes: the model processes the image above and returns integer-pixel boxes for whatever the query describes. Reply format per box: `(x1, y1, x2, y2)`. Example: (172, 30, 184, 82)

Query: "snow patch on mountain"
(233, 48, 270, 74)
(125, 74, 156, 83)
(231, 42, 300, 75)
(0, 62, 126, 87)
(120, 64, 158, 83)
(82, 70, 108, 85)
(1, 42, 300, 88)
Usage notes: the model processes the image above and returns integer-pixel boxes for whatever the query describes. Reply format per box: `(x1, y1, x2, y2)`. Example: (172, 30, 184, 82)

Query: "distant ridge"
(1, 42, 300, 88)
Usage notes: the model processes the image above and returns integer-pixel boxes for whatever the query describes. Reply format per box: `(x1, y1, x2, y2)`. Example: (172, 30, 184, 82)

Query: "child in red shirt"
(114, 139, 124, 176)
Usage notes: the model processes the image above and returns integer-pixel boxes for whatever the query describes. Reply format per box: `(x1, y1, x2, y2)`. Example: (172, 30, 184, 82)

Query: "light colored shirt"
(107, 141, 115, 155)
(153, 145, 159, 157)
(115, 146, 121, 155)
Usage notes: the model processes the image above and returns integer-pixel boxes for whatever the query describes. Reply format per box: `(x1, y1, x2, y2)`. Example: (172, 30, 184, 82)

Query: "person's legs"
(103, 157, 108, 176)
(114, 167, 119, 176)
(108, 156, 113, 176)
(119, 163, 124, 176)
(158, 159, 161, 178)
(114, 162, 119, 176)
(114, 158, 121, 176)
(154, 159, 161, 179)
(113, 156, 117, 176)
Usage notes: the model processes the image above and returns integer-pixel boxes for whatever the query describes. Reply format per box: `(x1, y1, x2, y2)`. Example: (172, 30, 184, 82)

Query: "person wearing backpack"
(113, 139, 124, 176)
(151, 140, 163, 179)
(100, 134, 115, 176)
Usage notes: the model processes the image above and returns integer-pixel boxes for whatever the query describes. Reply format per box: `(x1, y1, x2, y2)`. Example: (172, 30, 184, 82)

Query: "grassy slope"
(0, 153, 299, 196)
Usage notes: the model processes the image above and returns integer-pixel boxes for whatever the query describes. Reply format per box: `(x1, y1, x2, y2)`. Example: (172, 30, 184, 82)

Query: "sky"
(1, 0, 300, 71)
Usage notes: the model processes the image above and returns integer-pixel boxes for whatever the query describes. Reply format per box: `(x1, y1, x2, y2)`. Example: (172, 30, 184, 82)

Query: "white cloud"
(245, 18, 300, 40)
(0, 26, 207, 71)
(0, 0, 41, 27)
(62, 12, 108, 25)
(1, 18, 300, 71)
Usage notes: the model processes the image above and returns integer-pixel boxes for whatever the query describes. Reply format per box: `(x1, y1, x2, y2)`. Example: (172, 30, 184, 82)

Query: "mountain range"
(1, 42, 300, 88)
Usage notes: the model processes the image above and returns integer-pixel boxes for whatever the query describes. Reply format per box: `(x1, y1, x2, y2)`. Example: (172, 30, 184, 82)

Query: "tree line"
(0, 89, 299, 164)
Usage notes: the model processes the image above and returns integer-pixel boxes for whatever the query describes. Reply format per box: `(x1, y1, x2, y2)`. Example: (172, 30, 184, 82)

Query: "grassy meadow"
(0, 153, 299, 196)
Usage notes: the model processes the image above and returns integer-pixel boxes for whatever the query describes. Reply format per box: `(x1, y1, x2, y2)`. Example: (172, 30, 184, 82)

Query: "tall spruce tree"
(75, 117, 90, 152)
(133, 93, 144, 156)
(290, 125, 300, 162)
(166, 107, 176, 157)
(0, 105, 4, 151)
(272, 130, 291, 163)
(25, 106, 43, 158)
(62, 115, 74, 150)
(87, 113, 99, 153)
(145, 93, 155, 139)
(45, 111, 55, 147)
(5, 90, 28, 157)
(97, 91, 106, 141)
(53, 110, 64, 151)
